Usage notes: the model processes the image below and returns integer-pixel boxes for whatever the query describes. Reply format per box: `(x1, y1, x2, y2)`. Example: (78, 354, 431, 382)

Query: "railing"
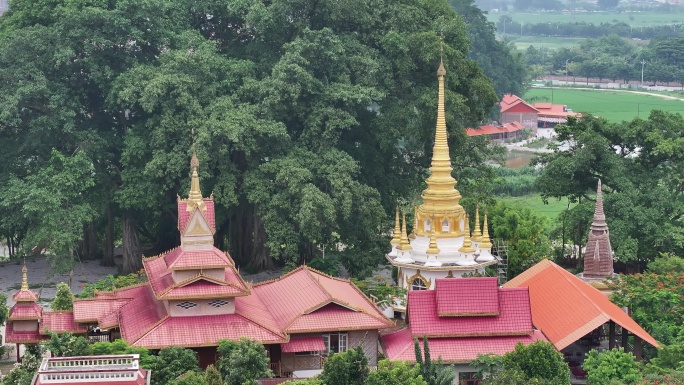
(269, 362, 281, 377)
(87, 333, 111, 343)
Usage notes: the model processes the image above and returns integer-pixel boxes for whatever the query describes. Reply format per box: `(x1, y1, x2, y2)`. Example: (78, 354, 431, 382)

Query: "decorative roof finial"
(459, 214, 476, 253)
(186, 148, 206, 211)
(397, 212, 413, 251)
(593, 179, 607, 227)
(438, 33, 446, 76)
(473, 204, 482, 242)
(21, 262, 29, 291)
(426, 222, 440, 256)
(390, 206, 401, 246)
(480, 213, 492, 249)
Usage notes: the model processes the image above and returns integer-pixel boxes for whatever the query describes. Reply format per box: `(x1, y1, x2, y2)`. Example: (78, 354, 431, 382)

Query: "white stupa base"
(456, 259, 478, 266)
(424, 256, 443, 267)
(395, 251, 415, 264)
(476, 250, 495, 262)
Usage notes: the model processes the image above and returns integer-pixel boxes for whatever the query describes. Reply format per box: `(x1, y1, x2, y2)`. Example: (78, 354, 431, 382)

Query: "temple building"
(385, 60, 498, 312)
(6, 153, 393, 377)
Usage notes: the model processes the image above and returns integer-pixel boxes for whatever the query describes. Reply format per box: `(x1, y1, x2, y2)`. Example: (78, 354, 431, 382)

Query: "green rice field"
(524, 88, 684, 122)
(499, 194, 570, 223)
(508, 36, 586, 50)
(487, 11, 684, 27)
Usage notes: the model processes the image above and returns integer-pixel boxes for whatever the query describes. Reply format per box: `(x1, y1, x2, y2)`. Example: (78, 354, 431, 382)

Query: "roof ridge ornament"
(186, 148, 206, 212)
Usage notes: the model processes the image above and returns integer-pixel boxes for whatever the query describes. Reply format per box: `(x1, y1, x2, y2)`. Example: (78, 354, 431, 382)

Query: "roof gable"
(435, 278, 499, 316)
(178, 200, 215, 233)
(503, 259, 659, 350)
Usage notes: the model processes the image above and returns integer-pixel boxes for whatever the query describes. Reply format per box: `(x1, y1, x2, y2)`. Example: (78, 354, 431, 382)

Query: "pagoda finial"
(417, 54, 462, 225)
(592, 179, 607, 228)
(480, 213, 492, 249)
(459, 214, 476, 253)
(473, 205, 482, 242)
(426, 220, 440, 255)
(21, 263, 29, 291)
(396, 212, 413, 251)
(390, 206, 401, 246)
(186, 149, 206, 211)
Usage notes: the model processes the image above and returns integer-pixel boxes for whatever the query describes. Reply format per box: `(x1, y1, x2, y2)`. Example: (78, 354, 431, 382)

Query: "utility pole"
(641, 60, 646, 87)
(566, 59, 570, 82)
(520, 22, 523, 35)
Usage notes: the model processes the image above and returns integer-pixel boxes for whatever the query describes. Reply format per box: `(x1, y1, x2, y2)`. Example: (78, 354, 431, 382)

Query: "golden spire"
(426, 227, 440, 255)
(390, 206, 401, 246)
(459, 214, 475, 253)
(186, 150, 206, 211)
(21, 263, 29, 291)
(396, 213, 413, 251)
(416, 54, 463, 230)
(409, 208, 417, 239)
(480, 213, 492, 249)
(473, 205, 482, 242)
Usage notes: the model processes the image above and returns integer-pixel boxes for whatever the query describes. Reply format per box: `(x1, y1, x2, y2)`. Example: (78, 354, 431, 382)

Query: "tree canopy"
(0, 0, 500, 276)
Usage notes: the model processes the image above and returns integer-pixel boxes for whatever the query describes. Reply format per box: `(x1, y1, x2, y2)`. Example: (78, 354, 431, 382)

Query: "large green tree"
(0, 0, 499, 276)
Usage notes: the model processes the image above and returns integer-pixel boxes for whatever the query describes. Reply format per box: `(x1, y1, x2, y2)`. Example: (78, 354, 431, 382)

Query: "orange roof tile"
(503, 259, 659, 350)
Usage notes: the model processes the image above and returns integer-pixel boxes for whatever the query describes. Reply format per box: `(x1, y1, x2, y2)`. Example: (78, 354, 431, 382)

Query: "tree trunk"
(122, 214, 142, 274)
(248, 207, 274, 270)
(102, 204, 115, 267)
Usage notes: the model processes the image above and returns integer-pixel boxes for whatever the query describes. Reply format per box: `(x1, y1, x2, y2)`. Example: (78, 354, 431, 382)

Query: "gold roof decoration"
(480, 213, 492, 249)
(186, 149, 206, 212)
(390, 206, 401, 246)
(416, 57, 464, 234)
(426, 225, 440, 256)
(21, 263, 29, 291)
(396, 213, 413, 251)
(459, 214, 475, 253)
(473, 205, 482, 242)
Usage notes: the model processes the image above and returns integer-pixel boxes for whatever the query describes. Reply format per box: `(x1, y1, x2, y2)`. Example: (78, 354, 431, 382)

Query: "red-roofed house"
(8, 153, 393, 378)
(533, 102, 579, 127)
(500, 94, 538, 128)
(466, 122, 526, 141)
(381, 278, 546, 382)
(503, 259, 658, 363)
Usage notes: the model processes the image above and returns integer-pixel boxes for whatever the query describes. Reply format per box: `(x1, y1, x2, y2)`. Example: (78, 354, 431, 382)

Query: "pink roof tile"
(159, 280, 245, 300)
(41, 312, 87, 334)
(408, 287, 533, 337)
(119, 285, 167, 343)
(73, 298, 131, 323)
(281, 335, 326, 353)
(13, 289, 39, 302)
(166, 249, 231, 270)
(178, 200, 215, 233)
(286, 304, 391, 333)
(9, 303, 42, 320)
(5, 322, 46, 344)
(435, 278, 499, 316)
(253, 267, 392, 332)
(382, 328, 547, 363)
(132, 314, 286, 349)
(235, 291, 285, 339)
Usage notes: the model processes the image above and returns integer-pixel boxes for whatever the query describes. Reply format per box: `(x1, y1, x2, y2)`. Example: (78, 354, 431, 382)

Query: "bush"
(582, 348, 642, 385)
(77, 271, 147, 298)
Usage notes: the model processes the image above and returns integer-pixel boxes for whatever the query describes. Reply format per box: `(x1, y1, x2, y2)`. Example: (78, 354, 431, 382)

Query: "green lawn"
(508, 36, 586, 50)
(499, 194, 570, 223)
(487, 11, 684, 27)
(524, 88, 684, 122)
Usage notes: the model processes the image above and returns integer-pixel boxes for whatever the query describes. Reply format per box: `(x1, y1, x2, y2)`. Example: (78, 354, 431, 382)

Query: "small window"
(208, 299, 229, 308)
(442, 219, 450, 232)
(424, 219, 431, 231)
(176, 301, 197, 309)
(459, 372, 481, 385)
(411, 278, 427, 291)
(322, 332, 348, 355)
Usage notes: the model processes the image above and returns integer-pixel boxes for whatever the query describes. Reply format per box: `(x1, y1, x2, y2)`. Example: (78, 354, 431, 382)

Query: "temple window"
(322, 332, 348, 355)
(459, 372, 481, 385)
(460, 218, 465, 231)
(411, 278, 428, 291)
(442, 219, 450, 232)
(208, 299, 229, 308)
(176, 301, 198, 310)
(424, 219, 431, 231)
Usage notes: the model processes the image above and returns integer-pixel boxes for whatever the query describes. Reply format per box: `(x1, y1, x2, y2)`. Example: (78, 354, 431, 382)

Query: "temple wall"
(399, 267, 485, 291)
(13, 320, 39, 332)
(167, 298, 235, 316)
(349, 330, 378, 366)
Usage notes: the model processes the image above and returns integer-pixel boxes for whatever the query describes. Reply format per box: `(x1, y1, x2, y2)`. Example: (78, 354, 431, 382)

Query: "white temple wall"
(167, 298, 235, 316)
(399, 267, 485, 291)
(14, 320, 39, 332)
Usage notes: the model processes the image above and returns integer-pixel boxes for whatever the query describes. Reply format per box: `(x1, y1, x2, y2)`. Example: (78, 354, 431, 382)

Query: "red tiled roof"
(533, 102, 578, 118)
(466, 122, 525, 137)
(164, 248, 231, 270)
(234, 290, 285, 339)
(286, 304, 392, 333)
(9, 303, 42, 320)
(281, 335, 326, 353)
(408, 287, 533, 337)
(5, 322, 46, 344)
(159, 280, 246, 300)
(13, 289, 39, 302)
(500, 94, 538, 114)
(178, 200, 215, 233)
(503, 259, 659, 350)
(435, 278, 500, 316)
(41, 312, 87, 334)
(382, 328, 547, 363)
(132, 314, 287, 349)
(73, 298, 130, 323)
(119, 285, 167, 344)
(253, 266, 392, 332)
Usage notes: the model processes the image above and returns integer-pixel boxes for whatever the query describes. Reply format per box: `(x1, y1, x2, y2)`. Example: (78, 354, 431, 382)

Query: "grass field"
(499, 194, 570, 223)
(524, 88, 684, 122)
(487, 11, 684, 27)
(508, 36, 586, 50)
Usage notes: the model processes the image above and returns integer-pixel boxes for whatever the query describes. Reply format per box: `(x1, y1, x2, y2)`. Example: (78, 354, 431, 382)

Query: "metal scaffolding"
(493, 238, 509, 285)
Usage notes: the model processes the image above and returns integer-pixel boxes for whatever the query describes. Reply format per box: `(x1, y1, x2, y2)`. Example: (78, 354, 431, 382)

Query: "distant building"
(533, 102, 579, 127)
(31, 354, 150, 385)
(0, 0, 7, 15)
(466, 121, 526, 141)
(500, 94, 539, 129)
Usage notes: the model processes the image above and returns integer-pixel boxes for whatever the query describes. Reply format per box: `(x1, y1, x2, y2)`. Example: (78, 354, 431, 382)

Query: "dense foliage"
(0, 0, 501, 278)
(414, 338, 455, 385)
(216, 338, 272, 385)
(77, 270, 147, 298)
(582, 348, 642, 385)
(50, 282, 74, 311)
(473, 341, 570, 385)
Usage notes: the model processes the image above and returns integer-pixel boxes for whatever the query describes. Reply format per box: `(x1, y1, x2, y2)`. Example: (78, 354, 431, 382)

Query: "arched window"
(411, 278, 427, 291)
(442, 219, 450, 232)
